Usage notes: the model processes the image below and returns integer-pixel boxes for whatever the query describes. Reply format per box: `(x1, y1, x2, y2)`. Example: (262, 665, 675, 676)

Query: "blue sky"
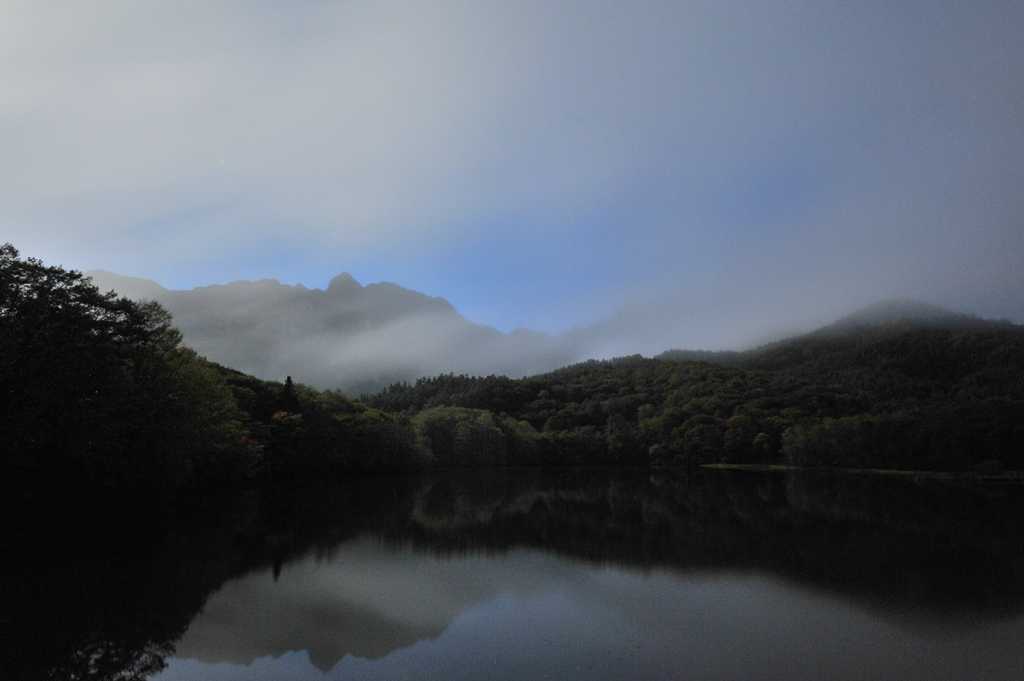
(2, 1, 1022, 353)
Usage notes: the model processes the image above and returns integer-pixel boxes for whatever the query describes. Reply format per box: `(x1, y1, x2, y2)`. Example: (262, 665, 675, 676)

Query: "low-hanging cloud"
(86, 268, 583, 391)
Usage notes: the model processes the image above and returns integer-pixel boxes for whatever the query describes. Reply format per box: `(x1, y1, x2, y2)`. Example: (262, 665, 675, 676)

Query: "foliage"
(367, 323, 1024, 471)
(212, 365, 430, 474)
(0, 243, 442, 501)
(0, 244, 250, 501)
(410, 407, 546, 467)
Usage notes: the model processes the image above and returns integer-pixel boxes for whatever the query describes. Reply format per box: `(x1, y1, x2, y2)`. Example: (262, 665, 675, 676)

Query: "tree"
(0, 244, 248, 502)
(279, 375, 299, 413)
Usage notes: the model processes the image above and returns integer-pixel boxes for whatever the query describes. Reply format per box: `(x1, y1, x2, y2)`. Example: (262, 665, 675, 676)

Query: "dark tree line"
(0, 245, 425, 506)
(366, 321, 1024, 471)
(1, 244, 250, 502)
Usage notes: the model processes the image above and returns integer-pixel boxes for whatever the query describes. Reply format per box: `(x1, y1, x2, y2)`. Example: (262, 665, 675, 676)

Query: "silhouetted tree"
(0, 243, 248, 502)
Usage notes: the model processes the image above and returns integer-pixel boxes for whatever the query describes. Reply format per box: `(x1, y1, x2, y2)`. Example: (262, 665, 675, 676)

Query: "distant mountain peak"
(824, 299, 976, 331)
(81, 267, 582, 391)
(326, 272, 361, 294)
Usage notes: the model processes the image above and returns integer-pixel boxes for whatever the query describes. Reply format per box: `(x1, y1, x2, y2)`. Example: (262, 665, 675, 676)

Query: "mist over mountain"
(655, 299, 1023, 406)
(86, 270, 585, 393)
(821, 299, 1007, 332)
(89, 266, 1005, 396)
(657, 298, 1011, 365)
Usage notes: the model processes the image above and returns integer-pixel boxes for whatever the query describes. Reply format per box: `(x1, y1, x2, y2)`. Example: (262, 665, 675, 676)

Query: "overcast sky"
(2, 1, 1022, 353)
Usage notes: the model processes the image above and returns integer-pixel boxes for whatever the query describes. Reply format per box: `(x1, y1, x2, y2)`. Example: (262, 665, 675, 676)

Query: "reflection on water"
(159, 542, 1024, 681)
(5, 467, 1024, 680)
(171, 540, 558, 670)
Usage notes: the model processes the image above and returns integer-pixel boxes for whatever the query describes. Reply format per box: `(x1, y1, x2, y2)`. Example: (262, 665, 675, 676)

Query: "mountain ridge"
(85, 269, 582, 393)
(87, 268, 1013, 398)
(657, 298, 1017, 364)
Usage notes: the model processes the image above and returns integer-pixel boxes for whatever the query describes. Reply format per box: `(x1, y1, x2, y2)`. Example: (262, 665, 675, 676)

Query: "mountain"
(85, 270, 584, 393)
(657, 299, 1024, 401)
(822, 298, 999, 332)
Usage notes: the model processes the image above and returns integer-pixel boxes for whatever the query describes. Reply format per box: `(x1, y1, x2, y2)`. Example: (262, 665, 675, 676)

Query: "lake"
(5, 467, 1024, 680)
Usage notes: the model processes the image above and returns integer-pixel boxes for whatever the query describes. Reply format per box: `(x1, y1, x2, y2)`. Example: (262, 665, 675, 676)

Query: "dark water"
(5, 467, 1024, 680)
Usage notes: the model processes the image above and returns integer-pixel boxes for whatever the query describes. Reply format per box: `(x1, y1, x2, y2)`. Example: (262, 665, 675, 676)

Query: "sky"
(2, 1, 1022, 354)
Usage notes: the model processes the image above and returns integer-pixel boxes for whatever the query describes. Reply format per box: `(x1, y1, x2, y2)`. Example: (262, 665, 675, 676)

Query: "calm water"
(5, 467, 1024, 680)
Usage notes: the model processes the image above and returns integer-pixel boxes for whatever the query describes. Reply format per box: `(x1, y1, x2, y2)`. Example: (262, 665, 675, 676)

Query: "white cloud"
(2, 1, 1022, 340)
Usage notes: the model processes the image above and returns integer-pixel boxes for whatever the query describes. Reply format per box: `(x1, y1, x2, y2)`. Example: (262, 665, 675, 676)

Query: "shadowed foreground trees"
(1, 245, 437, 503)
(0, 244, 252, 502)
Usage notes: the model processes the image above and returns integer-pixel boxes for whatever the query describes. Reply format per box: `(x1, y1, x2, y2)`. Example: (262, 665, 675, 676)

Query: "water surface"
(158, 540, 1024, 681)
(6, 467, 1024, 679)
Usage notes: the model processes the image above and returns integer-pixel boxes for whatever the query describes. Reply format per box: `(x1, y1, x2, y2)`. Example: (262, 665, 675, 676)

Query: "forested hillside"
(367, 305, 1024, 471)
(0, 245, 424, 505)
(660, 299, 1024, 402)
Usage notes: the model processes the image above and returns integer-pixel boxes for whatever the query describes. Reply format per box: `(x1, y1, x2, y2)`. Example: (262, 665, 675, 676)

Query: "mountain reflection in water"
(161, 542, 1024, 681)
(5, 467, 1024, 680)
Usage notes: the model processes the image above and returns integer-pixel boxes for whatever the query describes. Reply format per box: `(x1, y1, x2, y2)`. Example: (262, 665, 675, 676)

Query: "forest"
(3, 243, 1023, 508)
(364, 330, 1024, 473)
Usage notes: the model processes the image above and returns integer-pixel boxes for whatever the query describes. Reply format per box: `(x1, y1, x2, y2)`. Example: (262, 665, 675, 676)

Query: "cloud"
(3, 1, 1022, 343)
(1, 3, 519, 245)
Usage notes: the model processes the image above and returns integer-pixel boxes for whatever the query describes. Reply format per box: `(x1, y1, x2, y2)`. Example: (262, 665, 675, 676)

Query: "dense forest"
(3, 243, 1024, 509)
(365, 305, 1024, 472)
(0, 244, 424, 505)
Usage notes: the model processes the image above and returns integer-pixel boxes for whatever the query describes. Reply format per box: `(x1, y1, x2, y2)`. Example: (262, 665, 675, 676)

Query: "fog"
(87, 269, 582, 391)
(4, 2, 1023, 352)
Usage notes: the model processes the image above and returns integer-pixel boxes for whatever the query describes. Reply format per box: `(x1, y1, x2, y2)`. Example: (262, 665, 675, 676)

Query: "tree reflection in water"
(4, 468, 1024, 680)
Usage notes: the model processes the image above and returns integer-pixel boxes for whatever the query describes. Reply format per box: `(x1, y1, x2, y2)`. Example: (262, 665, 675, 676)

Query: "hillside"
(366, 302, 1024, 472)
(658, 299, 1024, 401)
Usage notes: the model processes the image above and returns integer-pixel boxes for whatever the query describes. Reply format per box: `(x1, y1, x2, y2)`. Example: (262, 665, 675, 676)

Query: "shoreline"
(701, 463, 1024, 481)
